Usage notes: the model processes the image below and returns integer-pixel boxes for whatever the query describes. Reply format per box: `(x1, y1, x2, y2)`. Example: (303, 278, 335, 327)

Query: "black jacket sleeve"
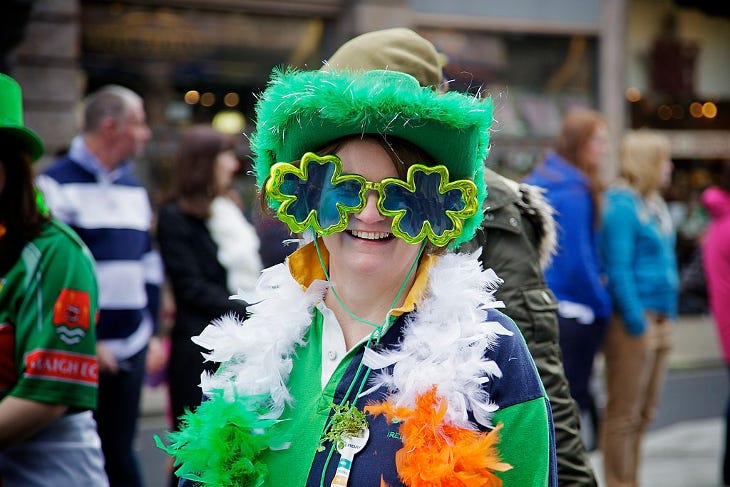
(157, 204, 248, 337)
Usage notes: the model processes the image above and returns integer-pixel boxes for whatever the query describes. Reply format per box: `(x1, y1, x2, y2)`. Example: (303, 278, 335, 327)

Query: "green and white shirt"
(0, 218, 99, 410)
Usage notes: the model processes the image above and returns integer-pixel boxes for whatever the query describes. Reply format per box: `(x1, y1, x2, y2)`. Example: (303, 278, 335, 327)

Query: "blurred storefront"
(8, 0, 621, 189)
(413, 0, 615, 180)
(624, 0, 730, 312)
(78, 1, 344, 202)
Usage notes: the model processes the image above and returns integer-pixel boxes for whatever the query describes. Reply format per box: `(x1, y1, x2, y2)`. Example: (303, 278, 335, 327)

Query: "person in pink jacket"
(701, 160, 730, 486)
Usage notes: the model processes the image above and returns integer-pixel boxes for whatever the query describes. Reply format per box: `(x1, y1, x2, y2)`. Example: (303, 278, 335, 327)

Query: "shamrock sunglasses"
(265, 152, 478, 246)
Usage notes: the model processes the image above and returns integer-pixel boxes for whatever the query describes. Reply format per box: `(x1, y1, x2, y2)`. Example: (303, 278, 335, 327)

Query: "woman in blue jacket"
(524, 109, 612, 449)
(599, 130, 678, 487)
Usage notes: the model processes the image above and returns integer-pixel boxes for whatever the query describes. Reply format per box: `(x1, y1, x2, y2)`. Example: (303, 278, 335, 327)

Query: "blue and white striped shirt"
(36, 136, 162, 360)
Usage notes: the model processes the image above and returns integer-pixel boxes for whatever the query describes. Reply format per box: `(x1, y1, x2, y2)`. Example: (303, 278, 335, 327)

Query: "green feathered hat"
(250, 67, 492, 246)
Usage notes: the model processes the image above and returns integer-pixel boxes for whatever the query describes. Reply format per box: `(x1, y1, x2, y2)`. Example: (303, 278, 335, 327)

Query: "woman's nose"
(355, 190, 384, 223)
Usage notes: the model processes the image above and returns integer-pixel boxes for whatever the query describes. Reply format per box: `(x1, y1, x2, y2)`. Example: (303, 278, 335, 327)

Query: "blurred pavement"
(141, 313, 727, 486)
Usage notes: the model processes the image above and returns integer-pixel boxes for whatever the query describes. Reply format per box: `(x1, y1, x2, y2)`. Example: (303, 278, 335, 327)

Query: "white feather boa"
(206, 196, 263, 294)
(192, 250, 512, 428)
(362, 252, 512, 429)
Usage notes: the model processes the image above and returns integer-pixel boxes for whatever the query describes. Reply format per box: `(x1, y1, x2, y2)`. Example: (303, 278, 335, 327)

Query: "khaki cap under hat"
(322, 28, 445, 88)
(0, 73, 44, 161)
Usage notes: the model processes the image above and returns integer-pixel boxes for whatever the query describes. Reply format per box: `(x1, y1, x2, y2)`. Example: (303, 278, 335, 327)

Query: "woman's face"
(582, 123, 609, 172)
(213, 149, 240, 194)
(322, 138, 422, 281)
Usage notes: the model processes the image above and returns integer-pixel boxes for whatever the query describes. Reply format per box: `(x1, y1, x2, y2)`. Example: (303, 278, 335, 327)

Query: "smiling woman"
(158, 32, 557, 487)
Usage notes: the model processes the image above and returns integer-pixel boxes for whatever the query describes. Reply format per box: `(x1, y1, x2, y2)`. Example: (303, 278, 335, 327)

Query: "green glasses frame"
(265, 152, 478, 246)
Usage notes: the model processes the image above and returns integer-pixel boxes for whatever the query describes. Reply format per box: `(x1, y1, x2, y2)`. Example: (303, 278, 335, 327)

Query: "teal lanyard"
(313, 237, 425, 486)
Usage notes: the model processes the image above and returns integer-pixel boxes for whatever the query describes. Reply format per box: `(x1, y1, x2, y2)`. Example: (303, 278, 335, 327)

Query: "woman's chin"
(324, 231, 420, 282)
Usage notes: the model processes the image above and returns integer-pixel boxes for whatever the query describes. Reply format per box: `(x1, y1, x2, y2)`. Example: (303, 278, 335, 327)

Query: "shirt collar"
(68, 135, 131, 181)
(287, 239, 435, 316)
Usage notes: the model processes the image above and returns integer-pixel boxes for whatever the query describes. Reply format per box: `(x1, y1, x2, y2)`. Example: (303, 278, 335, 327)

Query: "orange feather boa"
(365, 386, 512, 487)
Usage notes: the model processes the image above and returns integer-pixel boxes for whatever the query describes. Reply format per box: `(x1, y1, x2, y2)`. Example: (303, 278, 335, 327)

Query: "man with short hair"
(37, 85, 162, 487)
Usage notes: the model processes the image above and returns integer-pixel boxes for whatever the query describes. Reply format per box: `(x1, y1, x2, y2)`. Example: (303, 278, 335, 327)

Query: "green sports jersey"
(0, 218, 99, 410)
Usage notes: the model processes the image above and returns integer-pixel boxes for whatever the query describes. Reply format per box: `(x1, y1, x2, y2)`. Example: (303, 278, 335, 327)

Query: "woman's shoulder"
(157, 202, 204, 233)
(484, 308, 534, 354)
(36, 218, 94, 263)
(604, 185, 640, 212)
(158, 201, 183, 218)
(527, 154, 585, 187)
(480, 308, 548, 408)
(12, 219, 97, 293)
(605, 183, 636, 198)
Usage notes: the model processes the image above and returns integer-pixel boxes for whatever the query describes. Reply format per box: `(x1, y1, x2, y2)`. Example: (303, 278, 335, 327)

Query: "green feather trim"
(155, 391, 290, 486)
(250, 68, 493, 246)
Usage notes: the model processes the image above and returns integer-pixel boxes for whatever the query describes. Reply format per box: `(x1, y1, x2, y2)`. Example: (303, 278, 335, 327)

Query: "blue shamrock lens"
(279, 160, 362, 230)
(382, 170, 466, 239)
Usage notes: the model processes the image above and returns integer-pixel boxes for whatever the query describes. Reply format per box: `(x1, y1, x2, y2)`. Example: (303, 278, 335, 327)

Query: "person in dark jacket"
(465, 168, 597, 485)
(156, 125, 260, 487)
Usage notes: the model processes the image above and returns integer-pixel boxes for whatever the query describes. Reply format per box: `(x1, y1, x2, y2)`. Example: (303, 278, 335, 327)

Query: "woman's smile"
(346, 229, 394, 241)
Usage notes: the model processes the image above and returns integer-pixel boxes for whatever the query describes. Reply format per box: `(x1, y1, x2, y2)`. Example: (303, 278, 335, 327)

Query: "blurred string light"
(655, 104, 683, 120)
(655, 101, 718, 120)
(625, 87, 641, 102)
(689, 102, 703, 118)
(183, 91, 241, 109)
(702, 102, 717, 118)
(224, 92, 239, 107)
(657, 104, 672, 121)
(182, 90, 246, 134)
(200, 92, 215, 107)
(184, 90, 199, 104)
(212, 110, 246, 135)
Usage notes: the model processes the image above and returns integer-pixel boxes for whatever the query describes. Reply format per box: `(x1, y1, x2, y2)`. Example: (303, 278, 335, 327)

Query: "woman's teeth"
(350, 230, 391, 240)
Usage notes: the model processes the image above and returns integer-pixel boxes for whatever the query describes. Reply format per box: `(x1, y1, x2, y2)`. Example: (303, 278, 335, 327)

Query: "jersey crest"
(53, 288, 91, 345)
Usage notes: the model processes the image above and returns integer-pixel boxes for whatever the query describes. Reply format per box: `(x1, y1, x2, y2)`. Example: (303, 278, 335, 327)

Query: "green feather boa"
(155, 391, 290, 486)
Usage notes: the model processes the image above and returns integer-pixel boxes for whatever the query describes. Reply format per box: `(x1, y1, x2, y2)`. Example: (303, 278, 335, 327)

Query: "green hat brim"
(0, 126, 44, 161)
(250, 68, 492, 246)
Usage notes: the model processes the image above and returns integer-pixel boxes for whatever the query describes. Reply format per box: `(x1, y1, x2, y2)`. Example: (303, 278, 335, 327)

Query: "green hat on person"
(0, 73, 44, 161)
(250, 31, 492, 246)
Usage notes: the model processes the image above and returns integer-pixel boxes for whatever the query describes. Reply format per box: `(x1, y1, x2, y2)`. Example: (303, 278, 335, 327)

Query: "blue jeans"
(94, 346, 147, 487)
